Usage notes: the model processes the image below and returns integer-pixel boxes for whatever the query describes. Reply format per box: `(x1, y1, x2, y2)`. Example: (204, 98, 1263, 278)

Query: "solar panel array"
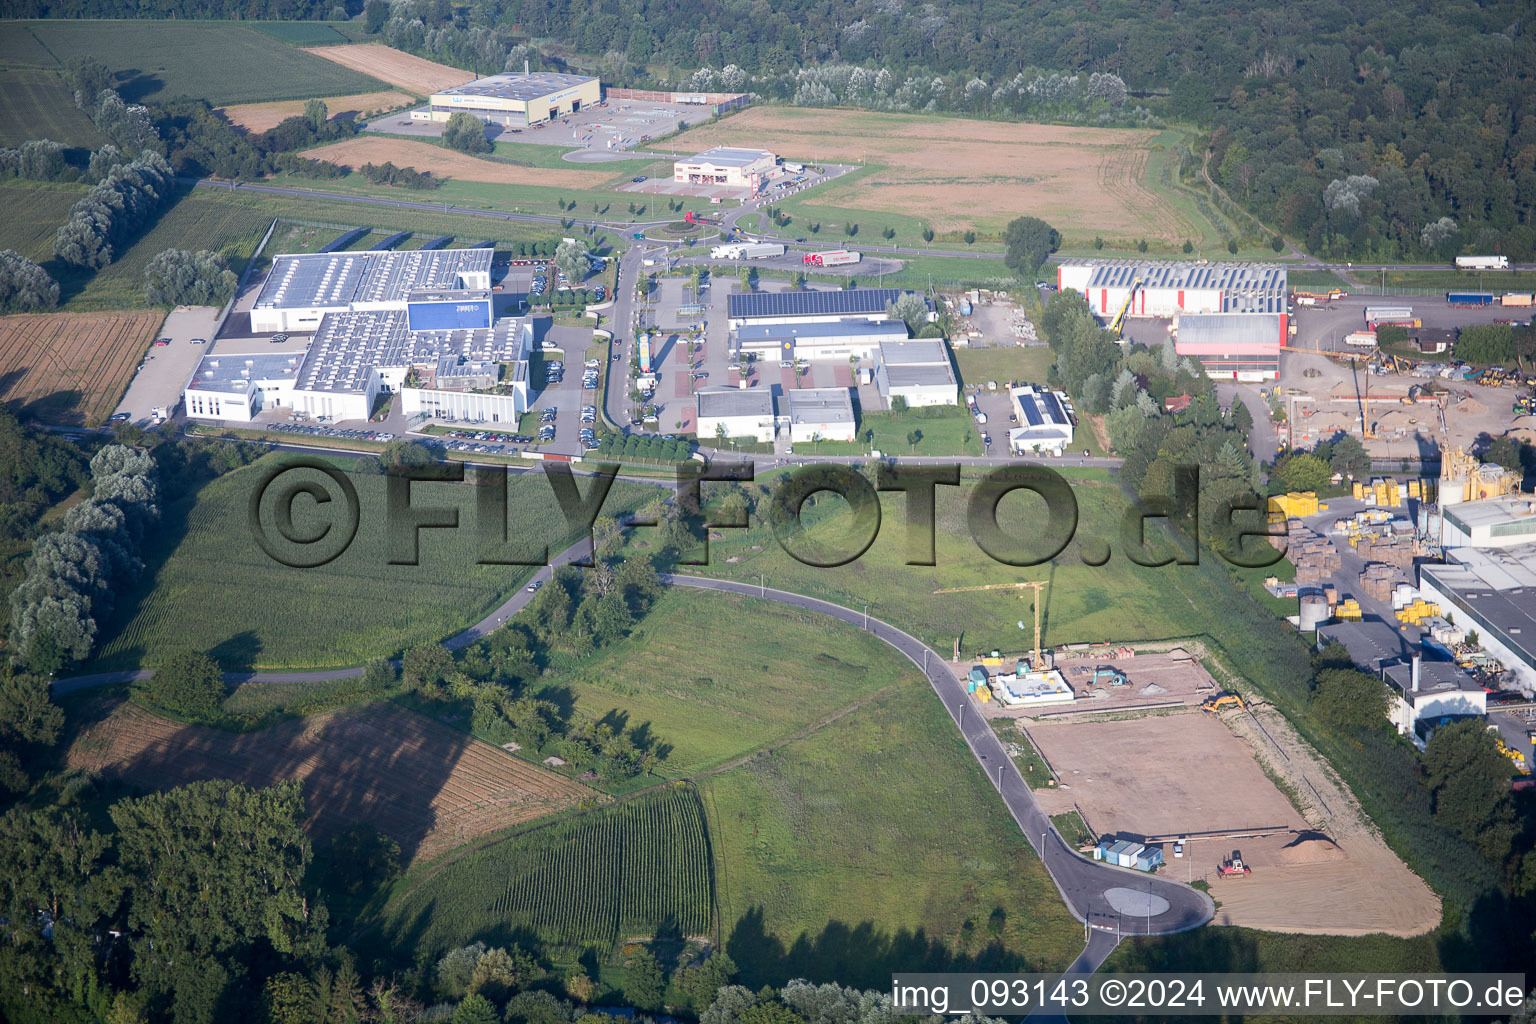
(255, 253, 371, 310)
(1078, 260, 1288, 314)
(728, 288, 904, 320)
(296, 311, 528, 395)
(254, 249, 494, 310)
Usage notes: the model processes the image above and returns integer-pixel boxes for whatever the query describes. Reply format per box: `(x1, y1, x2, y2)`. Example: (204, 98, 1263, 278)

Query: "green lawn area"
(703, 672, 1083, 987)
(690, 467, 1203, 657)
(954, 348, 1055, 388)
(92, 455, 652, 672)
(5, 20, 388, 105)
(1373, 269, 1536, 291)
(528, 588, 906, 781)
(872, 253, 1015, 290)
(0, 68, 107, 149)
(1286, 268, 1356, 290)
(804, 405, 984, 457)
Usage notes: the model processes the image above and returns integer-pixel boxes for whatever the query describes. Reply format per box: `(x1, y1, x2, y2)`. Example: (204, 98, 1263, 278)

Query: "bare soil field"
(0, 311, 162, 424)
(1030, 710, 1440, 936)
(299, 137, 614, 187)
(221, 90, 416, 132)
(68, 699, 592, 864)
(977, 648, 1222, 722)
(658, 108, 1195, 240)
(302, 44, 475, 94)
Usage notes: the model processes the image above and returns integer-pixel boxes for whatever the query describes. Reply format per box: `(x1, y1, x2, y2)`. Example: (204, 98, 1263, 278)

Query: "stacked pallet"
(1360, 563, 1410, 602)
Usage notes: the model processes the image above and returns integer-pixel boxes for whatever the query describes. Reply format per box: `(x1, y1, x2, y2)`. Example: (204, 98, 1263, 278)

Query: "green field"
(0, 182, 85, 263)
(249, 22, 351, 46)
(690, 468, 1208, 657)
(94, 456, 651, 671)
(700, 667, 1081, 986)
(382, 787, 712, 957)
(953, 348, 1054, 388)
(529, 589, 911, 781)
(0, 68, 107, 149)
(2, 20, 388, 106)
(806, 406, 984, 457)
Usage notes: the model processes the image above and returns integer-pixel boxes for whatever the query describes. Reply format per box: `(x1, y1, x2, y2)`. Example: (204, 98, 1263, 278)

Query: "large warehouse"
(1057, 260, 1289, 321)
(427, 72, 600, 127)
(1007, 385, 1076, 455)
(728, 288, 906, 328)
(785, 387, 857, 443)
(1171, 313, 1285, 381)
(186, 307, 532, 423)
(250, 250, 493, 334)
(673, 147, 776, 191)
(696, 386, 778, 443)
(874, 339, 957, 408)
(1419, 545, 1536, 695)
(734, 319, 908, 362)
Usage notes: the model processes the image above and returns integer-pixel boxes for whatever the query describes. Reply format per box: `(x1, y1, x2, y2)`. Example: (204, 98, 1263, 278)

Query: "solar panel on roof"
(728, 289, 904, 319)
(1021, 400, 1043, 427)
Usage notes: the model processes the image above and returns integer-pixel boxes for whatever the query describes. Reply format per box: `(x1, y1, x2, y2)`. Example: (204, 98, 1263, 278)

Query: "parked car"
(272, 333, 288, 342)
(632, 176, 647, 182)
(154, 338, 170, 346)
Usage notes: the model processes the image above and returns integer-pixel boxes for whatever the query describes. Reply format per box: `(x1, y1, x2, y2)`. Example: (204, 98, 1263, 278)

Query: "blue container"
(1446, 292, 1495, 306)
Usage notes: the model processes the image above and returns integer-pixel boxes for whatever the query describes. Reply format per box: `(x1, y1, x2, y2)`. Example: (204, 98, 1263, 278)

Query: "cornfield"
(385, 786, 713, 954)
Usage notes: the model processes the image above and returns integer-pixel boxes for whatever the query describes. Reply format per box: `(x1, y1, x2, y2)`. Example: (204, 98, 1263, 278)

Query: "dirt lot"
(220, 90, 416, 132)
(1055, 650, 1219, 715)
(654, 108, 1193, 241)
(1029, 710, 1440, 936)
(302, 44, 475, 94)
(0, 310, 162, 425)
(68, 699, 592, 864)
(299, 137, 614, 187)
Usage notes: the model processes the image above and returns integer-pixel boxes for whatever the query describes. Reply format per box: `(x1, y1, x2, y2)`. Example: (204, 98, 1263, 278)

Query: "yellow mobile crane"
(1109, 277, 1143, 336)
(933, 580, 1048, 669)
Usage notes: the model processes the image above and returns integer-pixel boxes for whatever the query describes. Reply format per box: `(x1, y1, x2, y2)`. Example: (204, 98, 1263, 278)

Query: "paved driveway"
(112, 305, 221, 424)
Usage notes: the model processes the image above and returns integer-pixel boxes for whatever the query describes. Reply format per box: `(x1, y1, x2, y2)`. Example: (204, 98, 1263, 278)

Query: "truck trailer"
(803, 250, 861, 267)
(1446, 292, 1496, 306)
(739, 242, 786, 260)
(1344, 331, 1378, 348)
(1364, 306, 1414, 322)
(1455, 255, 1510, 270)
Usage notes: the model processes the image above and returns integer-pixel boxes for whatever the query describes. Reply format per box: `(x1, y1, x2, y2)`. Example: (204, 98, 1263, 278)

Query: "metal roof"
(883, 364, 954, 387)
(254, 249, 492, 310)
(735, 319, 907, 342)
(785, 387, 855, 424)
(1382, 660, 1483, 696)
(1175, 314, 1283, 350)
(1421, 551, 1536, 669)
(729, 288, 904, 320)
(254, 252, 372, 310)
(878, 339, 949, 365)
(1316, 620, 1414, 671)
(1442, 495, 1536, 532)
(696, 386, 775, 419)
(678, 146, 776, 168)
(434, 72, 597, 102)
(187, 351, 303, 394)
(296, 310, 529, 395)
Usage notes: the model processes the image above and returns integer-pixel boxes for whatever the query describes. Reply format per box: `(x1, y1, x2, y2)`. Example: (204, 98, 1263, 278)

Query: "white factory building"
(250, 249, 494, 334)
(1439, 494, 1536, 550)
(673, 147, 776, 191)
(1172, 313, 1285, 382)
(1007, 385, 1076, 455)
(1419, 544, 1536, 696)
(1056, 259, 1289, 321)
(427, 72, 600, 127)
(734, 319, 908, 362)
(874, 339, 957, 408)
(1382, 657, 1488, 743)
(727, 288, 906, 329)
(185, 310, 532, 424)
(696, 386, 777, 444)
(785, 387, 857, 443)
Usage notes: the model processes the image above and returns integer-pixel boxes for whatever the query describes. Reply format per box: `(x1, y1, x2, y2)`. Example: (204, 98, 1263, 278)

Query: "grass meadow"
(0, 68, 107, 149)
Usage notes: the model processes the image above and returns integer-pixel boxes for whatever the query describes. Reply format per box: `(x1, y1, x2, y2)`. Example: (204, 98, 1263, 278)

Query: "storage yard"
(1028, 710, 1441, 937)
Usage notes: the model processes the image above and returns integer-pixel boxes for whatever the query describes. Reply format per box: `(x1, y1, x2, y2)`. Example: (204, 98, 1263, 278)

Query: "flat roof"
(435, 72, 597, 102)
(1316, 620, 1414, 671)
(297, 310, 528, 395)
(187, 351, 304, 394)
(1420, 547, 1536, 663)
(406, 288, 492, 304)
(884, 364, 955, 387)
(879, 339, 948, 365)
(1064, 259, 1288, 313)
(1443, 495, 1536, 532)
(736, 319, 907, 342)
(696, 386, 775, 419)
(729, 288, 905, 320)
(679, 147, 775, 167)
(785, 387, 855, 425)
(255, 249, 492, 310)
(1175, 314, 1284, 351)
(1010, 385, 1073, 428)
(1382, 660, 1483, 696)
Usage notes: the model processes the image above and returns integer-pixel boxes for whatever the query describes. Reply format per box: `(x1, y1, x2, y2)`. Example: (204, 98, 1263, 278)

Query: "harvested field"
(0, 311, 162, 424)
(658, 107, 1197, 241)
(1030, 711, 1439, 937)
(302, 44, 474, 94)
(67, 699, 592, 864)
(221, 90, 416, 133)
(299, 137, 613, 187)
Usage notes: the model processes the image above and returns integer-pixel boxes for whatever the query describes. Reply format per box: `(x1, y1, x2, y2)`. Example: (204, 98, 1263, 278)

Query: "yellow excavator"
(1201, 692, 1246, 714)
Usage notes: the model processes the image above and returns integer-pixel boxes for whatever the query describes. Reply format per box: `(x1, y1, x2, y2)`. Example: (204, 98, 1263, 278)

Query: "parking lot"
(363, 98, 699, 153)
(112, 306, 220, 425)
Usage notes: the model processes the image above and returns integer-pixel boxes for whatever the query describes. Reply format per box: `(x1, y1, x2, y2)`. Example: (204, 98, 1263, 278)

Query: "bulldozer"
(1201, 692, 1246, 714)
(1090, 666, 1128, 687)
(1217, 850, 1252, 877)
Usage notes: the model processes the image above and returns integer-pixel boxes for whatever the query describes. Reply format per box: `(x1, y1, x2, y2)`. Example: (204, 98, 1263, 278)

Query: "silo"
(1299, 593, 1330, 632)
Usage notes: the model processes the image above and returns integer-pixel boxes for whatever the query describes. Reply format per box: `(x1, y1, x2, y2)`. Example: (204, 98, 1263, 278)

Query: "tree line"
(52, 152, 176, 270)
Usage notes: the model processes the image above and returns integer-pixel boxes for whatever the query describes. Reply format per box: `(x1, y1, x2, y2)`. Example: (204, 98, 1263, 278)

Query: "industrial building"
(1418, 545, 1536, 695)
(250, 250, 494, 334)
(874, 339, 957, 408)
(1171, 314, 1284, 381)
(427, 72, 600, 127)
(727, 288, 906, 328)
(673, 147, 776, 191)
(185, 309, 531, 424)
(1007, 385, 1076, 455)
(734, 319, 908, 362)
(1056, 259, 1289, 319)
(1440, 494, 1536, 549)
(784, 387, 857, 443)
(695, 386, 777, 444)
(1383, 657, 1487, 741)
(1438, 445, 1522, 506)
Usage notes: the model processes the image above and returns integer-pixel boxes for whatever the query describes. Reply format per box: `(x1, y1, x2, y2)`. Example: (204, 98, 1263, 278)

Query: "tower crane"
(932, 580, 1049, 669)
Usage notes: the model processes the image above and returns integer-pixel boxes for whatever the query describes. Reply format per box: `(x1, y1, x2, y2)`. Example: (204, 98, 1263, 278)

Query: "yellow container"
(976, 684, 992, 703)
(1353, 481, 1365, 499)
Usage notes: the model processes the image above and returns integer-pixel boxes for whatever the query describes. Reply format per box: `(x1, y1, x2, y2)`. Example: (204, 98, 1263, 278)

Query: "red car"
(154, 337, 170, 346)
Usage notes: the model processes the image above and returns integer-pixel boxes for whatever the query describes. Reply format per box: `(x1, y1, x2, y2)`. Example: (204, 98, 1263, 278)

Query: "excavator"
(1090, 666, 1129, 687)
(1201, 692, 1246, 714)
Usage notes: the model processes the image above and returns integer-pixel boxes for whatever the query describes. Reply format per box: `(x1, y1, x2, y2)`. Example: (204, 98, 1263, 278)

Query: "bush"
(443, 111, 491, 155)
(143, 248, 238, 307)
(0, 249, 59, 312)
(143, 651, 226, 719)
